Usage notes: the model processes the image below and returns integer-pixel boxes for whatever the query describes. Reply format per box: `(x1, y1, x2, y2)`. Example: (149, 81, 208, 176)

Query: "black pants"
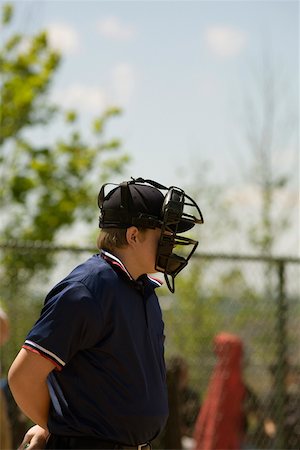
(46, 434, 152, 450)
(46, 434, 121, 449)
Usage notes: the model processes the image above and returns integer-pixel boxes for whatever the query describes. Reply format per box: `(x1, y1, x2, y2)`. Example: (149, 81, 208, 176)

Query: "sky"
(3, 0, 300, 254)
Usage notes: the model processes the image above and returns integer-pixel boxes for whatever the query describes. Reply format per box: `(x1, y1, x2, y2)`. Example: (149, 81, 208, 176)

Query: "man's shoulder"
(68, 254, 117, 288)
(44, 255, 118, 307)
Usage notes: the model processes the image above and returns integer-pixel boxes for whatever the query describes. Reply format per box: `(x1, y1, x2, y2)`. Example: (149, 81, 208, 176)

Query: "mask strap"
(131, 177, 168, 191)
(119, 181, 130, 209)
(164, 273, 175, 293)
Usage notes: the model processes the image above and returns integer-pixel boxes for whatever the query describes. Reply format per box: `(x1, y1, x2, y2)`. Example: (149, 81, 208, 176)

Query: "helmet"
(98, 177, 204, 292)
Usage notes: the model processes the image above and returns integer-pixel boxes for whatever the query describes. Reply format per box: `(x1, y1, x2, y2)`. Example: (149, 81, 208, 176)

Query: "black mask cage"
(98, 177, 204, 293)
(155, 186, 203, 292)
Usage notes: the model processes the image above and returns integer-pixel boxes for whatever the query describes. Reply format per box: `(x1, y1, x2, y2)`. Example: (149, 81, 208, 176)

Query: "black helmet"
(98, 177, 204, 292)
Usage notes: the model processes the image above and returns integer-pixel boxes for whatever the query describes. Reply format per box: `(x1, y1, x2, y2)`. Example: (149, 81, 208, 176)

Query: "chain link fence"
(0, 241, 299, 449)
(160, 253, 300, 449)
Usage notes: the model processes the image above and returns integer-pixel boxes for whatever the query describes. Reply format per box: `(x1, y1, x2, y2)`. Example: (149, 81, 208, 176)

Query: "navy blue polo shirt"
(23, 251, 168, 445)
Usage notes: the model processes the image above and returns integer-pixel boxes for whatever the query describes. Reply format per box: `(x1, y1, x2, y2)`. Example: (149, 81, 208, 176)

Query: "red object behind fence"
(193, 332, 245, 450)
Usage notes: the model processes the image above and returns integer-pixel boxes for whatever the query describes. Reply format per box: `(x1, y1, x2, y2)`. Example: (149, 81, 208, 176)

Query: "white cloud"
(51, 63, 136, 112)
(227, 183, 298, 209)
(111, 63, 136, 105)
(53, 83, 108, 112)
(274, 146, 299, 171)
(227, 184, 260, 207)
(46, 22, 81, 54)
(205, 26, 247, 58)
(96, 16, 136, 41)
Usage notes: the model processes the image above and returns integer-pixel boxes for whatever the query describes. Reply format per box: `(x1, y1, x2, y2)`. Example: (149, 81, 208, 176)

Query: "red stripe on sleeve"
(22, 345, 62, 371)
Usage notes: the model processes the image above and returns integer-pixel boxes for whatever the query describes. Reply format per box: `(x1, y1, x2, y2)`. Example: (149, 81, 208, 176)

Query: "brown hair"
(97, 228, 128, 252)
(97, 227, 148, 252)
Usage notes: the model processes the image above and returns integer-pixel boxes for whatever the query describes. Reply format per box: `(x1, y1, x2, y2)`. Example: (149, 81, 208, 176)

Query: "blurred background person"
(263, 363, 300, 449)
(153, 356, 201, 449)
(193, 332, 246, 450)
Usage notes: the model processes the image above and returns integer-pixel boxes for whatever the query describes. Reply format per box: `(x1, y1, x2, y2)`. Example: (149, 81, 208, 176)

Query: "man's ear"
(126, 226, 139, 246)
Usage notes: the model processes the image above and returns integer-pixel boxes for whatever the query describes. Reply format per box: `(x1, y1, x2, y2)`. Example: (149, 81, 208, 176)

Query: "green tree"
(0, 4, 129, 245)
(240, 51, 297, 258)
(0, 3, 129, 371)
(161, 167, 278, 397)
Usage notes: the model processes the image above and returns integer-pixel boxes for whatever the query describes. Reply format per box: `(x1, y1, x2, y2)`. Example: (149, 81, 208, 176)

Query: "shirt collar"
(101, 249, 133, 280)
(100, 249, 163, 289)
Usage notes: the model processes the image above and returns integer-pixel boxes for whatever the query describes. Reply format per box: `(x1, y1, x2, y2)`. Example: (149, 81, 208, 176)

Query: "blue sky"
(4, 0, 300, 253)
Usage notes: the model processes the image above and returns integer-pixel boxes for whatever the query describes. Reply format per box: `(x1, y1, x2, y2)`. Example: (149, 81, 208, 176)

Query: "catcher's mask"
(98, 177, 204, 292)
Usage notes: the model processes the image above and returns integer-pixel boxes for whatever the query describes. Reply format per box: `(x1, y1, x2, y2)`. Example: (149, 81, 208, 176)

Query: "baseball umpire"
(8, 177, 203, 449)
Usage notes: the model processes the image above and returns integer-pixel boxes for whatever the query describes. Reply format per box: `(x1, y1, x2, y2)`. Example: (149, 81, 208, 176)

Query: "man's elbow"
(8, 358, 23, 397)
(8, 348, 35, 398)
(8, 348, 55, 401)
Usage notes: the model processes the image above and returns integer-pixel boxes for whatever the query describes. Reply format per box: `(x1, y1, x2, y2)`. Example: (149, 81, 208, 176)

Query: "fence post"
(274, 260, 288, 449)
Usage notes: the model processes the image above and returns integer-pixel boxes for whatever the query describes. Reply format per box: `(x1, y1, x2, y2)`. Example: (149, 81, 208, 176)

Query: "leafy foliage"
(0, 3, 129, 370)
(0, 3, 129, 249)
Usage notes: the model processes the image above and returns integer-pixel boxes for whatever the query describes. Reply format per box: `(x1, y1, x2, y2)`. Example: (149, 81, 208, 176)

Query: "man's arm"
(8, 348, 55, 431)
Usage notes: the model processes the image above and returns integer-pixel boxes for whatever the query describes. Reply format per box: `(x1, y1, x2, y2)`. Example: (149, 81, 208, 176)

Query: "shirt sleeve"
(23, 281, 103, 370)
